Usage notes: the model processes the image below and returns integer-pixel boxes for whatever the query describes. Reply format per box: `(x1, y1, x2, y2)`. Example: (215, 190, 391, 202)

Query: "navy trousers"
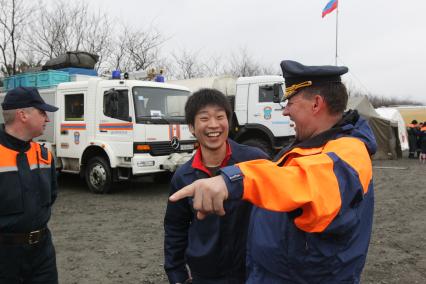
(0, 231, 57, 284)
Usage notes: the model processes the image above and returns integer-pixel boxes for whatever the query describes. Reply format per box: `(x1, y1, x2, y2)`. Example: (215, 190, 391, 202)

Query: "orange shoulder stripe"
(323, 137, 372, 194)
(239, 153, 341, 233)
(0, 144, 18, 167)
(27, 142, 52, 166)
(238, 136, 372, 233)
(0, 143, 52, 169)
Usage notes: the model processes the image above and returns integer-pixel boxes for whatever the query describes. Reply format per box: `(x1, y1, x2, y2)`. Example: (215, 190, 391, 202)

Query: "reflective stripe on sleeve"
(0, 166, 18, 173)
(30, 164, 52, 170)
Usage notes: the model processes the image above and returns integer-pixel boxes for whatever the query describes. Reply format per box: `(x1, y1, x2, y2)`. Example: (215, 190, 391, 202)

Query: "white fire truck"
(0, 77, 197, 193)
(170, 76, 295, 156)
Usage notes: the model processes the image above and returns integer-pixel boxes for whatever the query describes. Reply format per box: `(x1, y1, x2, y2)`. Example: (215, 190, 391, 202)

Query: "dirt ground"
(50, 157, 426, 284)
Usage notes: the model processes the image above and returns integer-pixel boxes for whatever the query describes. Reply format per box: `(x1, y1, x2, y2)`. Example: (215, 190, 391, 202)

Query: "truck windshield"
(132, 86, 190, 123)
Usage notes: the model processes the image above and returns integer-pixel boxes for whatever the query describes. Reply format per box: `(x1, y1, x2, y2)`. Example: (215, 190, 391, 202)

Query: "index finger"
(169, 183, 195, 202)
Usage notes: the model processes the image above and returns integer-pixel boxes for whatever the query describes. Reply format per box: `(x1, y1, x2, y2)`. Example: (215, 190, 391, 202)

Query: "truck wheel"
(242, 138, 273, 158)
(85, 157, 112, 194)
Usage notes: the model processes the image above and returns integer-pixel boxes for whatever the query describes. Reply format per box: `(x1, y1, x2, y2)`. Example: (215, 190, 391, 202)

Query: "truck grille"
(134, 141, 196, 156)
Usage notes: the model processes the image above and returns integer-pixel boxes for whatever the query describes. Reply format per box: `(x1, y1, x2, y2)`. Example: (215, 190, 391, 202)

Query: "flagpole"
(335, 2, 339, 66)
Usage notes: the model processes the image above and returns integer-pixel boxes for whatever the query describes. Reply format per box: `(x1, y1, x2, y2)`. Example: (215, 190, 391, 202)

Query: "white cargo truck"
(169, 76, 295, 156)
(0, 77, 197, 193)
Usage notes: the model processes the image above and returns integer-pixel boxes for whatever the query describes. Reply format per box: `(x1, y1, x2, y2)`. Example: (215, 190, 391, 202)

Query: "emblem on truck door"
(263, 106, 272, 120)
(74, 132, 80, 145)
(170, 137, 180, 150)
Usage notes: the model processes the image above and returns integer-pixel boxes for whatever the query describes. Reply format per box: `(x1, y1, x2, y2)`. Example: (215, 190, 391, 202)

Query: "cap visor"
(37, 103, 59, 112)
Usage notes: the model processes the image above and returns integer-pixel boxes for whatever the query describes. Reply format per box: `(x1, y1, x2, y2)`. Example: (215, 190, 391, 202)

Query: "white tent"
(375, 107, 409, 151)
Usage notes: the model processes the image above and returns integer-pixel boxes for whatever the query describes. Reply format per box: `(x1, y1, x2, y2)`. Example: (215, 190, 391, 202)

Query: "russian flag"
(322, 0, 338, 18)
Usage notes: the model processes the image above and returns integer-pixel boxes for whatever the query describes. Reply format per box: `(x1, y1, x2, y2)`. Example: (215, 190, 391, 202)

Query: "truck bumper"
(131, 152, 194, 175)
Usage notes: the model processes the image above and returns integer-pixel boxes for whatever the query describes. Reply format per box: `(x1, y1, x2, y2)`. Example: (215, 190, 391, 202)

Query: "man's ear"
(16, 109, 28, 122)
(312, 95, 324, 114)
(189, 124, 195, 136)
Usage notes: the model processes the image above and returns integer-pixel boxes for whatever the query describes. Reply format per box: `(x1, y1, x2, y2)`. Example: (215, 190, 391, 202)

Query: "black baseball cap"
(280, 60, 348, 101)
(2, 87, 58, 112)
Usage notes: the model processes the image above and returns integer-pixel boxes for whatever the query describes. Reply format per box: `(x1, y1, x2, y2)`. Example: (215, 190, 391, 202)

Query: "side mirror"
(273, 83, 283, 103)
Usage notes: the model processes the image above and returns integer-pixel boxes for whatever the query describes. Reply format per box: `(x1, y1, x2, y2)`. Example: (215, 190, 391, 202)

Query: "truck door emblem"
(170, 136, 180, 150)
(263, 106, 272, 120)
(74, 131, 80, 144)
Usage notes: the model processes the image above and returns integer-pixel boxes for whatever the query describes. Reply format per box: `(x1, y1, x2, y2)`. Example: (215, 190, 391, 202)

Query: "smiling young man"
(163, 88, 268, 284)
(170, 61, 378, 283)
(0, 87, 59, 283)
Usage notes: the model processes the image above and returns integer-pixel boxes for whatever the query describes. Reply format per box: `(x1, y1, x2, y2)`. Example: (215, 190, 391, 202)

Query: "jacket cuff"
(220, 165, 244, 200)
(166, 270, 189, 284)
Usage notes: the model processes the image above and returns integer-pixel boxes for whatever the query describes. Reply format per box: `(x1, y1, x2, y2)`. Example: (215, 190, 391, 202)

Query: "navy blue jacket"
(0, 129, 57, 233)
(164, 139, 267, 283)
(221, 111, 376, 283)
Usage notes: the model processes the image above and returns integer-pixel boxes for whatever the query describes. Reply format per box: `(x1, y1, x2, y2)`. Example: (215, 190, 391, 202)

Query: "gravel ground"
(50, 157, 426, 284)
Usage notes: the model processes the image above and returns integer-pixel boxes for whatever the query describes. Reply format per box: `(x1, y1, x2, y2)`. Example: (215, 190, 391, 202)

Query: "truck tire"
(85, 157, 113, 194)
(242, 138, 273, 158)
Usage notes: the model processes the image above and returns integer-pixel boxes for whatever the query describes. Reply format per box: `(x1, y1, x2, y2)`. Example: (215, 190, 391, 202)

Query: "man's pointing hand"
(169, 175, 229, 220)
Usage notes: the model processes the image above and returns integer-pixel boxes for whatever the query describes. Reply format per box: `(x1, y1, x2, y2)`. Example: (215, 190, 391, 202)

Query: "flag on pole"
(322, 0, 338, 18)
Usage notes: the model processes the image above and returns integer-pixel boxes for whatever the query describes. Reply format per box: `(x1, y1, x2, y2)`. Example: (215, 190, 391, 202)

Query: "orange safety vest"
(0, 139, 55, 230)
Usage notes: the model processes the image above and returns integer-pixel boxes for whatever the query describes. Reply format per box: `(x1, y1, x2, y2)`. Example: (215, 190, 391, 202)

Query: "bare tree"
(78, 9, 112, 71)
(225, 48, 262, 77)
(171, 49, 206, 79)
(26, 0, 112, 70)
(108, 30, 130, 72)
(224, 47, 277, 77)
(203, 54, 226, 77)
(0, 0, 31, 75)
(105, 24, 166, 74)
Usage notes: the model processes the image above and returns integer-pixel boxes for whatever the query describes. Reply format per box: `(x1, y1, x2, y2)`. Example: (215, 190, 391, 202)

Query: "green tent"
(346, 96, 401, 160)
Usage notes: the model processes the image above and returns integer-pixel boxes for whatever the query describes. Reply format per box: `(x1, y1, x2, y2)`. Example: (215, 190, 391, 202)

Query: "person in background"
(407, 119, 420, 159)
(170, 60, 377, 283)
(0, 87, 59, 283)
(155, 69, 165, 82)
(163, 88, 268, 284)
(147, 68, 156, 81)
(416, 122, 424, 158)
(419, 122, 426, 163)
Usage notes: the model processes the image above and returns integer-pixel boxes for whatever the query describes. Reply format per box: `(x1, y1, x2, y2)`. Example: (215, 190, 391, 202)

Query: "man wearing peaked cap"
(2, 86, 59, 112)
(280, 60, 349, 101)
(168, 59, 378, 283)
(0, 86, 58, 283)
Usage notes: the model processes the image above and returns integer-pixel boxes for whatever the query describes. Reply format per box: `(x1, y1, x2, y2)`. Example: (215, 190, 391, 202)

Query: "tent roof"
(346, 96, 381, 118)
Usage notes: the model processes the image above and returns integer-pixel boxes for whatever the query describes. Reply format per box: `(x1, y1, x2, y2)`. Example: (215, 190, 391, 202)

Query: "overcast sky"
(86, 0, 426, 103)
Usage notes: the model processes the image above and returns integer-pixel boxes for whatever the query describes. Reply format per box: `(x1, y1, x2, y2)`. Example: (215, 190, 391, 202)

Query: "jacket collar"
(191, 140, 232, 176)
(0, 127, 31, 152)
(274, 110, 373, 161)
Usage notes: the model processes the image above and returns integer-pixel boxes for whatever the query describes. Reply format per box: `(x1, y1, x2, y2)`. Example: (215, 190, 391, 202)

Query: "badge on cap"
(280, 60, 348, 101)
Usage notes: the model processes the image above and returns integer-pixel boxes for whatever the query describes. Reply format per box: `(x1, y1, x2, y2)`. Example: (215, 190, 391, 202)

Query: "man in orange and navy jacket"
(0, 87, 59, 283)
(170, 60, 377, 284)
